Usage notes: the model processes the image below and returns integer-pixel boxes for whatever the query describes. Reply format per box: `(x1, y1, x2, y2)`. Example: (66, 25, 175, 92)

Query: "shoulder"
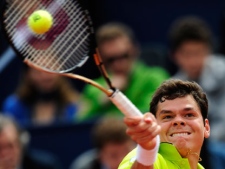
(22, 149, 63, 169)
(172, 70, 188, 80)
(135, 62, 169, 75)
(3, 94, 21, 107)
(132, 62, 169, 84)
(69, 149, 100, 169)
(118, 148, 168, 169)
(2, 94, 25, 113)
(208, 55, 225, 70)
(118, 148, 137, 169)
(64, 103, 78, 114)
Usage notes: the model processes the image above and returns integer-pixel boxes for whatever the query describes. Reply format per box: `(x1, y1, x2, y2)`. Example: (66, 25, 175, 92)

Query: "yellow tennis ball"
(28, 10, 53, 34)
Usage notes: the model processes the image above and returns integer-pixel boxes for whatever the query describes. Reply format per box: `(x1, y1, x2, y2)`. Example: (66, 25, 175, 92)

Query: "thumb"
(143, 112, 155, 123)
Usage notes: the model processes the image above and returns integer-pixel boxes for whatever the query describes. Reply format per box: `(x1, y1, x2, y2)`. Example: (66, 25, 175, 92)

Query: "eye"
(162, 115, 172, 120)
(185, 113, 194, 118)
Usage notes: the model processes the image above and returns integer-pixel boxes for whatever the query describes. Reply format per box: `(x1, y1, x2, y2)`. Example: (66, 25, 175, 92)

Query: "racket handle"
(109, 90, 143, 117)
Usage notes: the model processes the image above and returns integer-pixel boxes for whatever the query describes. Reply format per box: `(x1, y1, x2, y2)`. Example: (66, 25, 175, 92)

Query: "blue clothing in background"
(207, 141, 225, 169)
(2, 94, 77, 127)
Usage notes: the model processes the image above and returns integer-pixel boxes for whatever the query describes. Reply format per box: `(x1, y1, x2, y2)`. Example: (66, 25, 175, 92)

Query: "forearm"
(123, 114, 161, 169)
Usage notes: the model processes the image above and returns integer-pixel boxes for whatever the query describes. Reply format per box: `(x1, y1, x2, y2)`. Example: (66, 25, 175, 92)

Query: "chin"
(169, 136, 189, 151)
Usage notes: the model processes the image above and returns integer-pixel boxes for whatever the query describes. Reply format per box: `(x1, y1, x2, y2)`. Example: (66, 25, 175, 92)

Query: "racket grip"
(109, 90, 143, 117)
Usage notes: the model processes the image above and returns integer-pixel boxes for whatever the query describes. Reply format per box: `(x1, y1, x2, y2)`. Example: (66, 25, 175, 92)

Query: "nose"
(172, 116, 186, 126)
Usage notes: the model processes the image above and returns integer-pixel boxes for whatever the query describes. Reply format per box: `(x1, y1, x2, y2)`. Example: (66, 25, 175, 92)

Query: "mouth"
(170, 132, 191, 137)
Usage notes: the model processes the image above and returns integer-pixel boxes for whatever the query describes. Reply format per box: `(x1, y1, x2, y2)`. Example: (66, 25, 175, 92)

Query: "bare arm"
(124, 113, 161, 169)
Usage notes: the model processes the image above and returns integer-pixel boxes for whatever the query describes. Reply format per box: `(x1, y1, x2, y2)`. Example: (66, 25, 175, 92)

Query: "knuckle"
(131, 136, 138, 142)
(126, 129, 132, 135)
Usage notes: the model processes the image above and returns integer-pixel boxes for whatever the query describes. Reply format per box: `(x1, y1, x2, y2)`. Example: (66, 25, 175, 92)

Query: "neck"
(186, 149, 201, 169)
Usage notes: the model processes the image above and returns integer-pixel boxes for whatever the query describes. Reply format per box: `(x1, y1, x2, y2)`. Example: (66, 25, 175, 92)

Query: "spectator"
(169, 16, 225, 142)
(70, 117, 136, 169)
(2, 65, 79, 126)
(0, 114, 62, 169)
(77, 22, 169, 121)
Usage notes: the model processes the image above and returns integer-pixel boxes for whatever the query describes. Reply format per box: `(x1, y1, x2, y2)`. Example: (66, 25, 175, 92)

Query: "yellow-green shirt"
(119, 143, 204, 169)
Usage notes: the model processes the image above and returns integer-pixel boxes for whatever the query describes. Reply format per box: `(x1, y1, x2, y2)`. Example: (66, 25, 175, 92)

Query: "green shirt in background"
(119, 143, 204, 169)
(76, 61, 169, 121)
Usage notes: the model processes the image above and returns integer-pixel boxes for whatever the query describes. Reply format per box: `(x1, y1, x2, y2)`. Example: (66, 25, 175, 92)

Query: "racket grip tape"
(109, 90, 143, 117)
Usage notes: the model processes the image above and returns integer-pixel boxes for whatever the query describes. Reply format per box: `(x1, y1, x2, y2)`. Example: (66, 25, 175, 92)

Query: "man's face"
(0, 125, 22, 169)
(99, 36, 137, 76)
(156, 95, 210, 157)
(174, 41, 210, 80)
(99, 140, 135, 169)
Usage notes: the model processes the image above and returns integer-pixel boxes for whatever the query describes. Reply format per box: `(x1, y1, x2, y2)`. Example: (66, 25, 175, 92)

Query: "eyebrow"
(158, 110, 173, 116)
(159, 107, 195, 115)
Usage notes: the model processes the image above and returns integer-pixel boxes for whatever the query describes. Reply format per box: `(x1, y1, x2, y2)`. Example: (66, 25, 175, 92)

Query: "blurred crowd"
(1, 14, 225, 169)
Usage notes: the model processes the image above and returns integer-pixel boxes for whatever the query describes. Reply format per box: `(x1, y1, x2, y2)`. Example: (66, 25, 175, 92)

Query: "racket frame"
(1, 0, 143, 118)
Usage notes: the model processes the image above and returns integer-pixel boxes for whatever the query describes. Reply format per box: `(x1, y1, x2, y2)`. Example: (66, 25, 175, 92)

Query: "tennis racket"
(1, 0, 143, 118)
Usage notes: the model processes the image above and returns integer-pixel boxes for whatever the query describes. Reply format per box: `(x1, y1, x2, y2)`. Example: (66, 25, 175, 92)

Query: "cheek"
(158, 122, 170, 141)
(174, 53, 185, 64)
(188, 121, 206, 139)
(177, 57, 192, 69)
(12, 145, 21, 160)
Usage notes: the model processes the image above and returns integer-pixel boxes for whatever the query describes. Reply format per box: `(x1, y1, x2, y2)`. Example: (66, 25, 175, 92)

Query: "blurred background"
(2, 0, 225, 102)
(1, 0, 225, 169)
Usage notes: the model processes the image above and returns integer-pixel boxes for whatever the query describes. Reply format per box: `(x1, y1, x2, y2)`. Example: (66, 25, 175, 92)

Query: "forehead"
(99, 36, 132, 56)
(177, 41, 209, 51)
(0, 125, 18, 144)
(156, 95, 201, 117)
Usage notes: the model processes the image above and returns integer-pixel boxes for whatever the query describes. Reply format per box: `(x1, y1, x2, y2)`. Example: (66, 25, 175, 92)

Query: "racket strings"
(6, 0, 51, 50)
(46, 1, 91, 71)
(40, 6, 89, 70)
(4, 0, 92, 73)
(6, 1, 35, 47)
(53, 1, 91, 70)
(55, 29, 89, 71)
(44, 19, 89, 70)
(29, 7, 77, 69)
(5, 0, 33, 25)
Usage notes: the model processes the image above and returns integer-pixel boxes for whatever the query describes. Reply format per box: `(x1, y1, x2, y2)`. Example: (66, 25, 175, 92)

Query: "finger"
(126, 118, 157, 137)
(131, 124, 161, 142)
(138, 136, 160, 150)
(124, 116, 142, 127)
(136, 127, 161, 146)
(126, 120, 155, 135)
(126, 121, 152, 135)
(143, 113, 156, 124)
(146, 125, 161, 139)
(136, 134, 155, 145)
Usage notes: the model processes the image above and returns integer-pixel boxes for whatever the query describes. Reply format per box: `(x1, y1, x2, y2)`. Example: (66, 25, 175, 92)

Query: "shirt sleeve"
(118, 148, 168, 169)
(118, 149, 137, 169)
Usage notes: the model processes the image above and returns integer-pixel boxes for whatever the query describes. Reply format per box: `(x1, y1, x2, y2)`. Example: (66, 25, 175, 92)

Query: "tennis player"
(119, 79, 210, 169)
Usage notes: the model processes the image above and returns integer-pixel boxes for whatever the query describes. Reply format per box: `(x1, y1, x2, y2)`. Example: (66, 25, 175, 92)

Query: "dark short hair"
(96, 22, 137, 46)
(168, 16, 213, 53)
(92, 117, 131, 150)
(150, 79, 208, 121)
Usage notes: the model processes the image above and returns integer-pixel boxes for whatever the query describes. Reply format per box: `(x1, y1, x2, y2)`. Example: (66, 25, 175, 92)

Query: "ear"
(204, 119, 210, 138)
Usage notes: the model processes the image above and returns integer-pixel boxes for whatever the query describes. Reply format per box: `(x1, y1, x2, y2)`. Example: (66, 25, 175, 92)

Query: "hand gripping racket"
(1, 0, 143, 118)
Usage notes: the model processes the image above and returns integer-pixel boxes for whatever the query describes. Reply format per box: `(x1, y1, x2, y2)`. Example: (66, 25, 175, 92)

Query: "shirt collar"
(159, 142, 204, 169)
